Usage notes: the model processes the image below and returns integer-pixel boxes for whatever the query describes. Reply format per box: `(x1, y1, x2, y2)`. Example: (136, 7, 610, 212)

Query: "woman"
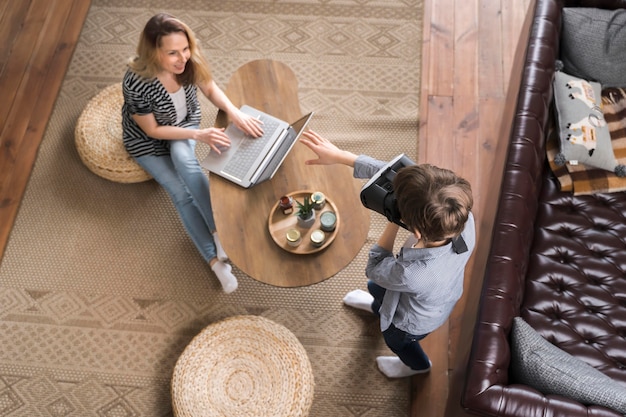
(122, 13, 263, 293)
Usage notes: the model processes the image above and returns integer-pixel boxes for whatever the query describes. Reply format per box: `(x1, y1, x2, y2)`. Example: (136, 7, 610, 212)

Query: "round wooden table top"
(210, 59, 369, 287)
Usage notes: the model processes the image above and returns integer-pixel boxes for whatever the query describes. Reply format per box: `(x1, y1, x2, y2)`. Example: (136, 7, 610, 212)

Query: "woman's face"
(158, 32, 191, 75)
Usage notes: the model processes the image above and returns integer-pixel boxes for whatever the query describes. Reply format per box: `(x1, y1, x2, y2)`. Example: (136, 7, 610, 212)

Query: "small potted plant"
(295, 195, 316, 228)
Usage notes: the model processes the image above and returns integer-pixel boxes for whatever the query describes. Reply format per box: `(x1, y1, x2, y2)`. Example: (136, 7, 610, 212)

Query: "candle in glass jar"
(310, 229, 326, 247)
(279, 195, 294, 214)
(320, 211, 337, 232)
(286, 228, 301, 247)
(310, 191, 325, 210)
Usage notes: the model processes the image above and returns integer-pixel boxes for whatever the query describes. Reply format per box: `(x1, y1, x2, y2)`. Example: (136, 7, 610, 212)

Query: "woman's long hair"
(128, 13, 212, 85)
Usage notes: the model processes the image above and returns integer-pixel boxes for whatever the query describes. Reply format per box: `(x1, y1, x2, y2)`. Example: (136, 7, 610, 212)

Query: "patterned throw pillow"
(553, 70, 625, 177)
(561, 8, 626, 88)
(510, 317, 626, 414)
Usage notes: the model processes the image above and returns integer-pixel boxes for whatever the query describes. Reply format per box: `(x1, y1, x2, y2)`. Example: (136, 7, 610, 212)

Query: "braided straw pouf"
(171, 315, 315, 417)
(75, 83, 151, 183)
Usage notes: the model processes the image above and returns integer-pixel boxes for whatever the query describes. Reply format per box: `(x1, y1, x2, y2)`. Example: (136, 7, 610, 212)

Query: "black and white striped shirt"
(121, 69, 201, 157)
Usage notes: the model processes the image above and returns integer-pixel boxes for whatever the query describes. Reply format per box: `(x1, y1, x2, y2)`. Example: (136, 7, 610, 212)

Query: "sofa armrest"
(462, 0, 569, 414)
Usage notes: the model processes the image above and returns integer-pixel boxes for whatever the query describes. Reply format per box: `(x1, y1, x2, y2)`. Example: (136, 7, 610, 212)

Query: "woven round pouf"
(75, 83, 151, 183)
(171, 315, 314, 417)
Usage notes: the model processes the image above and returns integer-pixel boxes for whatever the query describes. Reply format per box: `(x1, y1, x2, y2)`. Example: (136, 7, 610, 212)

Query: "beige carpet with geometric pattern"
(0, 0, 422, 415)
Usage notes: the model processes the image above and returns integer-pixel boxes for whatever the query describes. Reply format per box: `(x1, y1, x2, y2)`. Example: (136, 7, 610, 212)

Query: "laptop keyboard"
(222, 115, 282, 179)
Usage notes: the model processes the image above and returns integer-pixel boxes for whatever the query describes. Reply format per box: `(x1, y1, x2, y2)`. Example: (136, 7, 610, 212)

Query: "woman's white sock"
(211, 261, 238, 293)
(342, 289, 374, 312)
(213, 232, 228, 261)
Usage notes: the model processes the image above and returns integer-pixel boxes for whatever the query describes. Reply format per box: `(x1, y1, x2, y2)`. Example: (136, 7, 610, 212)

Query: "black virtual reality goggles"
(359, 154, 467, 254)
(360, 153, 414, 230)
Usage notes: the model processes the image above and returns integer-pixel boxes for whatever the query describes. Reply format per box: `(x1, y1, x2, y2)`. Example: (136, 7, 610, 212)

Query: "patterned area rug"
(0, 1, 422, 416)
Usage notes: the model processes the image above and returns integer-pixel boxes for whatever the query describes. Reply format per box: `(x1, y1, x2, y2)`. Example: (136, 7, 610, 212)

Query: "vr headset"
(359, 154, 468, 254)
(360, 154, 414, 230)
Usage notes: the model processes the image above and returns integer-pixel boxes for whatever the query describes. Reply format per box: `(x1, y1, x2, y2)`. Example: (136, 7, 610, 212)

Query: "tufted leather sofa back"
(462, 0, 626, 416)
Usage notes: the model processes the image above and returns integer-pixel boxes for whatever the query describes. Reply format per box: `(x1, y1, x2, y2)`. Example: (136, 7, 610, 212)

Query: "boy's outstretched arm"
(300, 130, 358, 167)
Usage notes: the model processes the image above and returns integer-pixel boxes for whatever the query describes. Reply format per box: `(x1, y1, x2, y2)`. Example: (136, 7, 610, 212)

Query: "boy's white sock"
(213, 232, 228, 261)
(342, 289, 374, 312)
(211, 261, 238, 293)
(376, 356, 432, 378)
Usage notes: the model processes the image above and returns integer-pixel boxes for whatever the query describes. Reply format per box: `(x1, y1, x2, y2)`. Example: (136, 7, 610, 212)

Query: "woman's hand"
(195, 127, 232, 154)
(300, 130, 358, 167)
(200, 80, 263, 138)
(230, 109, 264, 138)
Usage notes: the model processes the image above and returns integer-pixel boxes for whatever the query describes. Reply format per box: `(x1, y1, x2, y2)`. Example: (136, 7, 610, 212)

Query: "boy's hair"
(128, 13, 212, 86)
(393, 164, 473, 243)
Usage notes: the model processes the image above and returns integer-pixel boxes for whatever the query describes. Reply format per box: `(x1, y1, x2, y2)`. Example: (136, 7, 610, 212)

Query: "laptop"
(201, 105, 314, 188)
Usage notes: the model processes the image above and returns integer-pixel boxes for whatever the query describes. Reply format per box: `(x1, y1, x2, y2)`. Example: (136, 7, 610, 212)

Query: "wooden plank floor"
(0, 0, 91, 260)
(0, 0, 534, 416)
(413, 0, 534, 416)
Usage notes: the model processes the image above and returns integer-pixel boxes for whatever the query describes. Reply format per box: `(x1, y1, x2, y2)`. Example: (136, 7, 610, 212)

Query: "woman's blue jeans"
(134, 139, 218, 263)
(367, 281, 431, 370)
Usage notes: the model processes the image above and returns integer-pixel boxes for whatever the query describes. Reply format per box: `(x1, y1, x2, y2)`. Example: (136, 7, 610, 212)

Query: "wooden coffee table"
(210, 59, 369, 287)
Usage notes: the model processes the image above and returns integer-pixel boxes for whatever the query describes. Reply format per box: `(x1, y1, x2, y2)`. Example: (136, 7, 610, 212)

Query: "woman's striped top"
(121, 69, 201, 157)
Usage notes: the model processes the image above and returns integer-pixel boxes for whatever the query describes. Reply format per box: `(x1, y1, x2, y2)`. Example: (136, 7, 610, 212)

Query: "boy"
(300, 130, 475, 378)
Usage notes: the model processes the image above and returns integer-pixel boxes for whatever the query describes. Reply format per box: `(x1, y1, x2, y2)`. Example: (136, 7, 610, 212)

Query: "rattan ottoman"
(171, 315, 314, 417)
(75, 83, 151, 183)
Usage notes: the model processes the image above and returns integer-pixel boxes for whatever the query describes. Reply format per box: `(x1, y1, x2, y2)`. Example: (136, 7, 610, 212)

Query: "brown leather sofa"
(462, 0, 626, 416)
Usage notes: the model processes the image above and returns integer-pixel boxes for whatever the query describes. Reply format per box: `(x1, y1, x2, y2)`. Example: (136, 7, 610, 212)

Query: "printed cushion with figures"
(552, 70, 625, 176)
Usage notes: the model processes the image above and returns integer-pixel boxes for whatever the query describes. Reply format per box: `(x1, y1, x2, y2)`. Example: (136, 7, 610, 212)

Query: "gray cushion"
(561, 8, 626, 88)
(510, 317, 626, 414)
(552, 70, 621, 174)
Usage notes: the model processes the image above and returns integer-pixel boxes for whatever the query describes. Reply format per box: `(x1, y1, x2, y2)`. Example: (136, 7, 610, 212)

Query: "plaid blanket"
(547, 88, 626, 195)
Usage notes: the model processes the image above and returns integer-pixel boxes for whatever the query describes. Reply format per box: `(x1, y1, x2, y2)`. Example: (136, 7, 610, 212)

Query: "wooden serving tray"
(268, 190, 340, 254)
